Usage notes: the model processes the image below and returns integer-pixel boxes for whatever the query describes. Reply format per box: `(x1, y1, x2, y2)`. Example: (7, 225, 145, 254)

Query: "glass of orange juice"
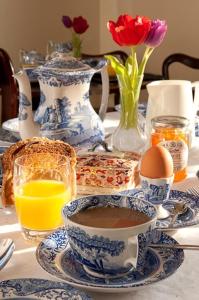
(13, 153, 72, 242)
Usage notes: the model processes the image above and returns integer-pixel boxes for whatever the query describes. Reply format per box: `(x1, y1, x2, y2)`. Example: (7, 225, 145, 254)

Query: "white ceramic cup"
(63, 194, 157, 277)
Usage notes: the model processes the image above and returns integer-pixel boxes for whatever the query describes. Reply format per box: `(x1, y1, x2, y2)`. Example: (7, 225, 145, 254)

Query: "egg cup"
(140, 175, 174, 219)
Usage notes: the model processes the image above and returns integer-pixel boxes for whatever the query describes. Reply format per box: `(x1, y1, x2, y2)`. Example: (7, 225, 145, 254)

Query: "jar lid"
(151, 115, 189, 128)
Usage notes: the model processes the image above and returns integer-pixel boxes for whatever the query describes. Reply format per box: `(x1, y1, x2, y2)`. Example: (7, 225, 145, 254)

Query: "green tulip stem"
(72, 32, 82, 58)
(119, 74, 143, 129)
(131, 47, 138, 89)
(138, 46, 154, 77)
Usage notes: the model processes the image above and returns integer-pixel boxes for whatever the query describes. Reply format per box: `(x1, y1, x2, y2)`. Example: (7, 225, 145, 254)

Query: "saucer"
(36, 228, 184, 293)
(120, 189, 199, 230)
(0, 278, 92, 299)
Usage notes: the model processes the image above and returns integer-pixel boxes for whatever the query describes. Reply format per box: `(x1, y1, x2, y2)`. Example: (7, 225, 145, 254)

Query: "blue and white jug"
(14, 53, 109, 147)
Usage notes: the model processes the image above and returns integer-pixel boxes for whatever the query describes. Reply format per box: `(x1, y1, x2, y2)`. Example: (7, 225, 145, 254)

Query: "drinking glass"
(13, 153, 72, 242)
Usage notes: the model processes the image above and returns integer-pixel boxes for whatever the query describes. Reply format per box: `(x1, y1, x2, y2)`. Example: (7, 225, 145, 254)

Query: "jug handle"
(98, 65, 109, 121)
(192, 81, 199, 111)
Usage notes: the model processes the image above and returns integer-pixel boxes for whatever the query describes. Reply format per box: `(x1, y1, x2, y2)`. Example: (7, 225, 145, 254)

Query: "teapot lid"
(34, 52, 94, 77)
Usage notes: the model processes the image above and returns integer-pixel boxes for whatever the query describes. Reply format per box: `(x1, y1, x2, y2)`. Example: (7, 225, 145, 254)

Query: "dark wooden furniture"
(162, 53, 199, 79)
(0, 48, 18, 122)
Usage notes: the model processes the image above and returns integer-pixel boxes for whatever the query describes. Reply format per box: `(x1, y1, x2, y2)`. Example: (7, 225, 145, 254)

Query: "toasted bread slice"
(2, 137, 76, 206)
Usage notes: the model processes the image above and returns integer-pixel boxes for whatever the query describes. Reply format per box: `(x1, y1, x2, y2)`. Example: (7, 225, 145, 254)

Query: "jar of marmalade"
(151, 116, 189, 182)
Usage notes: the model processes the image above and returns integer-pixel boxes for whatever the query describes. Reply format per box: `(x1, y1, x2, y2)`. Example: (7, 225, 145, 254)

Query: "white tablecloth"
(0, 112, 199, 300)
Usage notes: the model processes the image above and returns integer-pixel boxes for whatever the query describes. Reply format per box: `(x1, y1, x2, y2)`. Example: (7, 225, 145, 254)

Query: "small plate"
(36, 228, 184, 293)
(0, 278, 92, 299)
(120, 189, 199, 230)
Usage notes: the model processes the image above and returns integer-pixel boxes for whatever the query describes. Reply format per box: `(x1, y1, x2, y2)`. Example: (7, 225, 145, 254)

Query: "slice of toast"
(2, 137, 76, 206)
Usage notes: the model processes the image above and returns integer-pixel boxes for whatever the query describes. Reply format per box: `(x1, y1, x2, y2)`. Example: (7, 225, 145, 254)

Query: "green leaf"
(125, 55, 133, 76)
(105, 55, 131, 89)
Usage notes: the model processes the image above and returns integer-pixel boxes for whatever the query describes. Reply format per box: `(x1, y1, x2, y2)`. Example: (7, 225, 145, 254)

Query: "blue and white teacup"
(63, 194, 157, 277)
(140, 175, 174, 219)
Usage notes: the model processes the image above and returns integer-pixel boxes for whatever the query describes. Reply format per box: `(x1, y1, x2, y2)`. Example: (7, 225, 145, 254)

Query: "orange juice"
(14, 179, 71, 230)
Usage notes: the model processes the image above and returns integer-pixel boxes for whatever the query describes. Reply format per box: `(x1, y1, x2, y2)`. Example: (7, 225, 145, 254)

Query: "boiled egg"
(140, 145, 173, 178)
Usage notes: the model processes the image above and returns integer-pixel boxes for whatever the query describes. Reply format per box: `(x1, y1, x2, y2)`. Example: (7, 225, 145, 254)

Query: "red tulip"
(107, 14, 151, 46)
(73, 16, 89, 34)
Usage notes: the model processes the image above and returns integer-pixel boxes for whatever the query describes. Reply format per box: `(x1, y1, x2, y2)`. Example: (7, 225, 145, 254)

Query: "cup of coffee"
(63, 194, 157, 277)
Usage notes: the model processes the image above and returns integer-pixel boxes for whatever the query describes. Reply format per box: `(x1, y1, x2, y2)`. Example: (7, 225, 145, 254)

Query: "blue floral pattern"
(33, 56, 106, 87)
(37, 71, 92, 87)
(18, 92, 31, 121)
(63, 194, 157, 219)
(41, 58, 90, 70)
(36, 228, 184, 292)
(67, 226, 125, 274)
(17, 54, 107, 146)
(63, 194, 157, 275)
(120, 189, 199, 229)
(68, 226, 124, 256)
(0, 278, 91, 299)
(141, 179, 170, 205)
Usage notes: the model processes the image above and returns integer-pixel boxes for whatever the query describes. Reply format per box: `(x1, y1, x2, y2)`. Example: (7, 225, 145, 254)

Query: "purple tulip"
(145, 19, 167, 47)
(62, 15, 73, 28)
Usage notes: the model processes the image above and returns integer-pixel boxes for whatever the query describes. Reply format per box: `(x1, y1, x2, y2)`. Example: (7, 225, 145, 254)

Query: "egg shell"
(140, 145, 173, 179)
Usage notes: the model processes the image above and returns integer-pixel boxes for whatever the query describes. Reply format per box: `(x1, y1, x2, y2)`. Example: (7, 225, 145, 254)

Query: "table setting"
(0, 12, 199, 300)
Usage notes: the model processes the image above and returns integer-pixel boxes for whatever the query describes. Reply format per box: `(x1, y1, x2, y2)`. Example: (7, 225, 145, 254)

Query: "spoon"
(169, 201, 188, 226)
(150, 243, 199, 250)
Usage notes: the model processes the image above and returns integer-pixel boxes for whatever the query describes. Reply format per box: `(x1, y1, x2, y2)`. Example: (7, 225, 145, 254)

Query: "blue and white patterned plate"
(36, 228, 184, 293)
(0, 278, 92, 299)
(120, 189, 199, 230)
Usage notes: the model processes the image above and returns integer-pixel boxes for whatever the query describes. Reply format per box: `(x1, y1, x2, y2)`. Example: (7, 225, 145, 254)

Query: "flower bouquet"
(62, 15, 89, 58)
(106, 14, 167, 152)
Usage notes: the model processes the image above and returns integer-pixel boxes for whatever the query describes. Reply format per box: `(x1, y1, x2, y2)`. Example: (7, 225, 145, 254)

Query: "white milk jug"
(146, 80, 199, 142)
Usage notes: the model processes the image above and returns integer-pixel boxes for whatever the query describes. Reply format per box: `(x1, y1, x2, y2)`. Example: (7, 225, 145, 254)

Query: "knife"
(0, 239, 15, 270)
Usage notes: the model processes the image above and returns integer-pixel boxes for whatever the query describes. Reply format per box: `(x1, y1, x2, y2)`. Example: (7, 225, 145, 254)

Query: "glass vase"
(112, 75, 146, 153)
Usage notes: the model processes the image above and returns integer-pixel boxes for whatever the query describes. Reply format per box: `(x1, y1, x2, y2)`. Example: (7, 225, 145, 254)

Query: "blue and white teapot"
(14, 53, 109, 146)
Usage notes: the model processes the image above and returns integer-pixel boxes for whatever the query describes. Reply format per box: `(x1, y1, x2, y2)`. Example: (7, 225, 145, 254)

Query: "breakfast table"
(0, 111, 199, 299)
